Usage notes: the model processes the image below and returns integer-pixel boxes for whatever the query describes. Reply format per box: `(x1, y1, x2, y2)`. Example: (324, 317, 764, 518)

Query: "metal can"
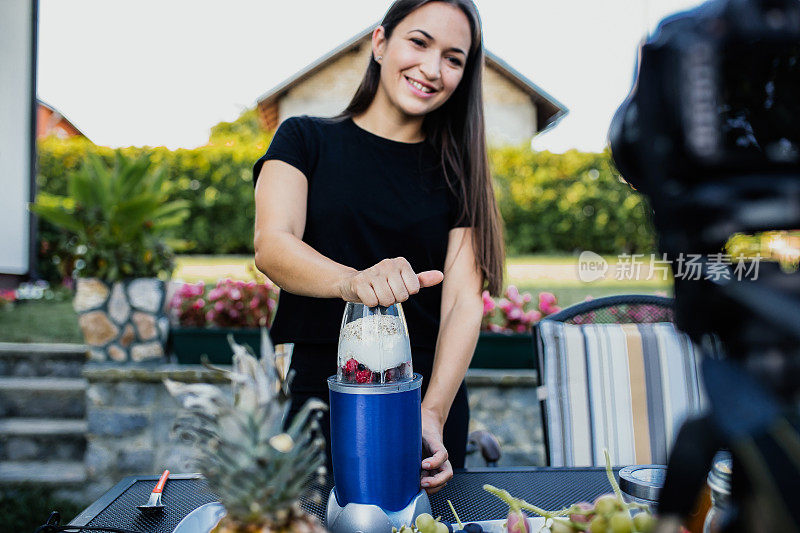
(619, 464, 667, 512)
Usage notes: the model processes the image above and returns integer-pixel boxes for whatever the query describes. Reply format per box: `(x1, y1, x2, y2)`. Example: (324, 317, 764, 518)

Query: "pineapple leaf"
(165, 327, 328, 527)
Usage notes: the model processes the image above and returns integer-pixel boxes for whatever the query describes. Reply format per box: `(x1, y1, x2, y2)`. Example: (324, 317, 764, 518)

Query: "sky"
(37, 0, 705, 153)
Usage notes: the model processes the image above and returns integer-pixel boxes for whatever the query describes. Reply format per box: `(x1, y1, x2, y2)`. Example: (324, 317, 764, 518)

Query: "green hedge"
(36, 135, 270, 282)
(34, 137, 655, 283)
(491, 147, 655, 255)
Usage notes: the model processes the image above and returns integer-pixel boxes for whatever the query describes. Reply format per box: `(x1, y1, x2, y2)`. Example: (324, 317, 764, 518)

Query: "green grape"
(549, 518, 575, 533)
(416, 514, 435, 531)
(435, 522, 450, 533)
(589, 515, 608, 533)
(632, 512, 656, 533)
(594, 494, 622, 516)
(608, 512, 633, 533)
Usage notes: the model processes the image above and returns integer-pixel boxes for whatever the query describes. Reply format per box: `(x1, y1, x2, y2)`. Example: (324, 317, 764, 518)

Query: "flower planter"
(72, 277, 169, 362)
(171, 329, 535, 368)
(471, 331, 535, 369)
(169, 327, 262, 364)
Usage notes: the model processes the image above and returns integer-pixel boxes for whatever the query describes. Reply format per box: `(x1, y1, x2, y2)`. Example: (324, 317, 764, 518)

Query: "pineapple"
(165, 328, 328, 532)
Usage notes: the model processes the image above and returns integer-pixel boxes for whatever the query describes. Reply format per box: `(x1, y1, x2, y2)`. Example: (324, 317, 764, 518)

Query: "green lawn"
(0, 300, 83, 344)
(0, 255, 671, 343)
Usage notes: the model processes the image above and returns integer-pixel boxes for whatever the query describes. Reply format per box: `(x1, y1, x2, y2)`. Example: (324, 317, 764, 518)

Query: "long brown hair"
(340, 0, 504, 295)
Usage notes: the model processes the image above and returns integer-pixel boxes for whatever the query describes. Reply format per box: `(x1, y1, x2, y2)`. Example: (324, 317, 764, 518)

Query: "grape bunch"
(546, 494, 656, 533)
(484, 451, 658, 533)
(392, 511, 485, 533)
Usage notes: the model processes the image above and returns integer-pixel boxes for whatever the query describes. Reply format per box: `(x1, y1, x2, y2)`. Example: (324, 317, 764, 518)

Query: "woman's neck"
(352, 89, 426, 143)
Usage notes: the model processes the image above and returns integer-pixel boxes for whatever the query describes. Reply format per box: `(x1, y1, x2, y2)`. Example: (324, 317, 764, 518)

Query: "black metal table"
(67, 468, 620, 532)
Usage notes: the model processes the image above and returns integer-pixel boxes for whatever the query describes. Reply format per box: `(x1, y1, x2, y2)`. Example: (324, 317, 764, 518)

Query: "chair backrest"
(535, 295, 708, 467)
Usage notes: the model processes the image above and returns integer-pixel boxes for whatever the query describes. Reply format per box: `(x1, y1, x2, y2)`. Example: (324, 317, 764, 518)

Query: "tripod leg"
(658, 415, 723, 520)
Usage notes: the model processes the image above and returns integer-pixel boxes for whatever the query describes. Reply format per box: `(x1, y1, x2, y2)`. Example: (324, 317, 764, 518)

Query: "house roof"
(255, 24, 567, 132)
(36, 98, 88, 139)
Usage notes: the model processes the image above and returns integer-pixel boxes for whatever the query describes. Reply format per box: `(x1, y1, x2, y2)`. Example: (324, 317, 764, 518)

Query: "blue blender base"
(326, 488, 432, 533)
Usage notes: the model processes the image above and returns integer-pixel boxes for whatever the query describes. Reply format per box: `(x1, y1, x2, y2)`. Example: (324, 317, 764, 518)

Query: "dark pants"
(285, 343, 470, 470)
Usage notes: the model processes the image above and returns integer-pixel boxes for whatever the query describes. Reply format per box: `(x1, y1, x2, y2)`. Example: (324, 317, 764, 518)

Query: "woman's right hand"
(338, 257, 444, 307)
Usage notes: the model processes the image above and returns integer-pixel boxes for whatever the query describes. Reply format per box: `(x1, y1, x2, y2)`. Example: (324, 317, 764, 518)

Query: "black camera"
(609, 0, 800, 530)
(611, 0, 800, 190)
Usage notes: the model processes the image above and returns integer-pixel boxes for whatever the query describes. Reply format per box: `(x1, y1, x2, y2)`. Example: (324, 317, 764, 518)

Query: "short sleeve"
(252, 116, 311, 187)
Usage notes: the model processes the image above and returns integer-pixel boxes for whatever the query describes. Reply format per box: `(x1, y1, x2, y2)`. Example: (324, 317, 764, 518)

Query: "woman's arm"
(420, 227, 485, 493)
(254, 160, 355, 298)
(254, 160, 443, 303)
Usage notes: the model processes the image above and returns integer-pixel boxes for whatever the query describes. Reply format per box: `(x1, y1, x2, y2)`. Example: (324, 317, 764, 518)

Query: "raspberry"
(356, 370, 372, 383)
(344, 358, 358, 374)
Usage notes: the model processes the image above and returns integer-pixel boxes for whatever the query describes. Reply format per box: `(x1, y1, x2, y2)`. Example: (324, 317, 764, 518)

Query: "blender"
(326, 302, 431, 533)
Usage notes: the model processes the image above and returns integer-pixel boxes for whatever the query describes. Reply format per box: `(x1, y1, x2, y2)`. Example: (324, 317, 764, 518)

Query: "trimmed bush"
(491, 146, 655, 255)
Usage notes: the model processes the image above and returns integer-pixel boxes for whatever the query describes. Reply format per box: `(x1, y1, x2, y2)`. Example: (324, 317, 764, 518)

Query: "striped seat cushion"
(539, 321, 707, 467)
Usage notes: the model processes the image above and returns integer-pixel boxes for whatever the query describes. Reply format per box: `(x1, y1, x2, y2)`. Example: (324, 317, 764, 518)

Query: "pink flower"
(538, 292, 556, 309)
(515, 324, 528, 333)
(488, 323, 504, 332)
(507, 307, 523, 321)
(206, 311, 215, 322)
(192, 298, 205, 310)
(230, 289, 242, 300)
(524, 309, 542, 323)
(506, 285, 521, 302)
(214, 302, 225, 312)
(482, 297, 495, 315)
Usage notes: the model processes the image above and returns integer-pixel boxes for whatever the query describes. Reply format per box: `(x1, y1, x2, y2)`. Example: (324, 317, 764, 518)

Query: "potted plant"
(29, 151, 190, 362)
(167, 265, 279, 364)
(472, 286, 561, 369)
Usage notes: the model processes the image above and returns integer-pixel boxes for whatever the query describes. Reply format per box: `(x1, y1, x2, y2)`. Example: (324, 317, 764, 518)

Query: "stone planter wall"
(73, 278, 170, 362)
(83, 365, 543, 498)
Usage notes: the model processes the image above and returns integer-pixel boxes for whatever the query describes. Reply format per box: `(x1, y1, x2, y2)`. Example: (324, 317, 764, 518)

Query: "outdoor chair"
(533, 294, 714, 467)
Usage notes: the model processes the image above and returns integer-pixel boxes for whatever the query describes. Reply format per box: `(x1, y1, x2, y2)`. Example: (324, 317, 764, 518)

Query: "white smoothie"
(338, 314, 412, 372)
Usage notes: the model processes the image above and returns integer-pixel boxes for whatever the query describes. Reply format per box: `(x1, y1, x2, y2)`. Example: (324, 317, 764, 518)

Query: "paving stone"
(118, 449, 155, 472)
(108, 282, 131, 325)
(87, 411, 148, 437)
(73, 279, 109, 312)
(128, 279, 163, 313)
(0, 378, 86, 418)
(85, 440, 115, 477)
(0, 460, 86, 485)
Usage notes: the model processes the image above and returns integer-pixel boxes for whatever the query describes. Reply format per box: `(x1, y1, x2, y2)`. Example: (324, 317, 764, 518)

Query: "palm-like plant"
(30, 151, 190, 282)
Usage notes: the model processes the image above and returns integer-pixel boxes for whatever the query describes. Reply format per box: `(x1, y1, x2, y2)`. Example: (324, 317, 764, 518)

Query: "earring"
(376, 55, 382, 62)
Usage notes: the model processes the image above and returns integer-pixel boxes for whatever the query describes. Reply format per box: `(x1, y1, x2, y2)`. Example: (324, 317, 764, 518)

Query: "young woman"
(253, 0, 503, 494)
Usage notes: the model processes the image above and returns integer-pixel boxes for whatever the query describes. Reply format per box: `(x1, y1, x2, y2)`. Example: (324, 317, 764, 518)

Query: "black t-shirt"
(253, 115, 466, 351)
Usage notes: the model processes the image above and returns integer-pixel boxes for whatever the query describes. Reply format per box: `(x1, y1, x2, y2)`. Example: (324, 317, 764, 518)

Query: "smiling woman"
(252, 0, 504, 495)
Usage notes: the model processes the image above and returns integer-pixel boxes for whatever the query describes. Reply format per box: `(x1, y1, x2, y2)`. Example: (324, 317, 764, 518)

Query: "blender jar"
(337, 302, 413, 383)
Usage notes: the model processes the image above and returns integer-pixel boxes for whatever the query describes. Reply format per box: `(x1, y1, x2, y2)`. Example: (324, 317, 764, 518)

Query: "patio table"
(67, 467, 621, 532)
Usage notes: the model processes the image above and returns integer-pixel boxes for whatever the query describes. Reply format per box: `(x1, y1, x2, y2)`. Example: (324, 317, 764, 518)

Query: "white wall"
(0, 0, 36, 275)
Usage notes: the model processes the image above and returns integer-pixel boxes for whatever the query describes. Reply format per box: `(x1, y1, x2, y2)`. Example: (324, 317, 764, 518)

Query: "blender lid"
(328, 374, 422, 394)
(618, 464, 667, 502)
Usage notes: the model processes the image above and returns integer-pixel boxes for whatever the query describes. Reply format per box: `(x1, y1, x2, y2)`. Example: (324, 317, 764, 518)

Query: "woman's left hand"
(420, 407, 453, 494)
